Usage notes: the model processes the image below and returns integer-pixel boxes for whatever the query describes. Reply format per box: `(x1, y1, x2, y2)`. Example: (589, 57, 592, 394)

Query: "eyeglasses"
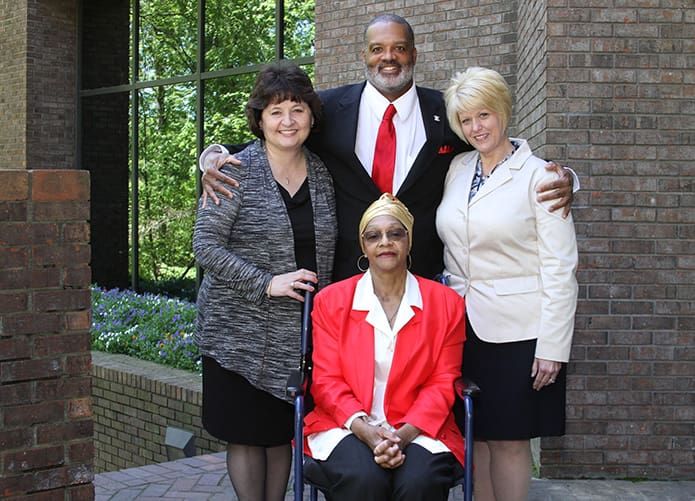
(361, 228, 408, 245)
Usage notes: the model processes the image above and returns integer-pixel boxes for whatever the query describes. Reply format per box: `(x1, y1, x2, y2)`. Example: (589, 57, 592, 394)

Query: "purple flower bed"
(91, 286, 201, 372)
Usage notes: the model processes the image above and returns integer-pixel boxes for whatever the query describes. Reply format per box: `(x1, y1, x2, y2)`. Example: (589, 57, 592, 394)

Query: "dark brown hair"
(245, 64, 322, 139)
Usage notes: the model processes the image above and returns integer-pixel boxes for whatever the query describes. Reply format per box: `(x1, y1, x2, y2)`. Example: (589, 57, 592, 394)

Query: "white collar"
(353, 269, 422, 310)
(363, 81, 418, 122)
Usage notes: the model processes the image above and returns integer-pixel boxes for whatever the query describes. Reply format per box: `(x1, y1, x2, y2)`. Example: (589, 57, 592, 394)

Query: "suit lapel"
(334, 84, 362, 157)
(453, 159, 476, 218)
(348, 309, 377, 407)
(468, 162, 513, 207)
(397, 87, 446, 195)
(469, 141, 534, 206)
(334, 83, 383, 193)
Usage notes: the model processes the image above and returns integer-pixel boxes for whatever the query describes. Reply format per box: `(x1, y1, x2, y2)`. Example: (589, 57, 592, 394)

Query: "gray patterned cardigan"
(193, 141, 337, 402)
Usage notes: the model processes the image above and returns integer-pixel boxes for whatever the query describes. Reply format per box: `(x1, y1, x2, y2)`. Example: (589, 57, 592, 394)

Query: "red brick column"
(0, 169, 93, 499)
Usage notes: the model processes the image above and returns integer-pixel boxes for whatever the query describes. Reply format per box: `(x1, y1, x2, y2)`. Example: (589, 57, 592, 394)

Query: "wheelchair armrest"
(286, 368, 305, 398)
(454, 376, 481, 399)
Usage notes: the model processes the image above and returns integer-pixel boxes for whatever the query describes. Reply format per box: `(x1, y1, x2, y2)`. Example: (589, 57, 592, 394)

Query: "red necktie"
(372, 104, 397, 193)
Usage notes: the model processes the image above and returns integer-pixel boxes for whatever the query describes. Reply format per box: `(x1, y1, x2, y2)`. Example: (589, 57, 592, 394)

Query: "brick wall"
(516, 0, 548, 147)
(0, 169, 93, 499)
(314, 0, 694, 479)
(81, 93, 130, 289)
(0, 2, 28, 168)
(91, 351, 225, 473)
(542, 2, 695, 479)
(314, 0, 518, 92)
(25, 0, 78, 170)
(81, 0, 130, 89)
(81, 0, 131, 288)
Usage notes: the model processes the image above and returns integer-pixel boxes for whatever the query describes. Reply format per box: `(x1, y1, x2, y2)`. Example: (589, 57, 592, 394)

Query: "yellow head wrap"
(358, 193, 414, 253)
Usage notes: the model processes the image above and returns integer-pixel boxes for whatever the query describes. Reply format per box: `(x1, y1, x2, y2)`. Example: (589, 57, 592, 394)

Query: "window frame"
(78, 0, 314, 291)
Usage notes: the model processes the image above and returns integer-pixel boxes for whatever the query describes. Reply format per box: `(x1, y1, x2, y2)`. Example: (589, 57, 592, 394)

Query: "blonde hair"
(358, 193, 414, 253)
(444, 67, 512, 144)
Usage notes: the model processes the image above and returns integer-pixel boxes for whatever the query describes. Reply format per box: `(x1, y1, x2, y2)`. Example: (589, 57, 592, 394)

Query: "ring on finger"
(290, 281, 295, 288)
(549, 378, 555, 383)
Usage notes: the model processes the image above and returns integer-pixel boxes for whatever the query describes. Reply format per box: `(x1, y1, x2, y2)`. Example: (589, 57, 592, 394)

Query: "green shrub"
(139, 276, 197, 303)
(91, 285, 201, 372)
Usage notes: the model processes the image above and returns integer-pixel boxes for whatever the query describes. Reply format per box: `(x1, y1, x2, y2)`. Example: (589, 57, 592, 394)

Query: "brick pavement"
(94, 452, 695, 501)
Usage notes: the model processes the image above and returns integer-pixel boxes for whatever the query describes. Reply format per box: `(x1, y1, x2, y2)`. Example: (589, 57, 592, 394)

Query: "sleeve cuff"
(562, 166, 580, 193)
(344, 411, 368, 430)
(199, 144, 230, 173)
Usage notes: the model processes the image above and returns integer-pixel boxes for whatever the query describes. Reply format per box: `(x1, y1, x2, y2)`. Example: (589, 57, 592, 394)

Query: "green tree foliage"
(205, 0, 276, 70)
(284, 0, 316, 59)
(137, 83, 197, 283)
(132, 0, 315, 290)
(140, 0, 198, 79)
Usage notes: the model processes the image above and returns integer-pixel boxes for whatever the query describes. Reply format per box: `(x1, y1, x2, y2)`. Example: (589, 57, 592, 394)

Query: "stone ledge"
(92, 351, 202, 397)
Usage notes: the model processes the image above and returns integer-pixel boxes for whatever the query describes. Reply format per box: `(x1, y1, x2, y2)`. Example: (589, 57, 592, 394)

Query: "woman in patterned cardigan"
(193, 64, 337, 501)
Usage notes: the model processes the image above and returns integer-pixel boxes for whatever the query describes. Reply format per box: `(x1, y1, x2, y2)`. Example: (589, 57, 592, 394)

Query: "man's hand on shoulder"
(199, 146, 241, 208)
(536, 161, 575, 218)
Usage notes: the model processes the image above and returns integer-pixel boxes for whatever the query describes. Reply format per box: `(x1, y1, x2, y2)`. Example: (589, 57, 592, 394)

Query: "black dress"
(202, 179, 316, 446)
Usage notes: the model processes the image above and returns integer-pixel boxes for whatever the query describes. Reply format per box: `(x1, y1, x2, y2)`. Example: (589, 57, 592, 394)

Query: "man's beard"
(366, 62, 414, 96)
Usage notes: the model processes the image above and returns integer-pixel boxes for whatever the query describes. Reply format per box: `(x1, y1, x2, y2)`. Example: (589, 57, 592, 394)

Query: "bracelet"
(266, 278, 273, 298)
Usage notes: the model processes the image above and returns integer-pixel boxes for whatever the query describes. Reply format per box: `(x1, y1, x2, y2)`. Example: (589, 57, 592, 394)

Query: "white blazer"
(436, 139, 578, 362)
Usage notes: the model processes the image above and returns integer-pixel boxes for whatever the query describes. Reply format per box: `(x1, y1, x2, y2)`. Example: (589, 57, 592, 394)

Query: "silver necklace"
(387, 308, 398, 325)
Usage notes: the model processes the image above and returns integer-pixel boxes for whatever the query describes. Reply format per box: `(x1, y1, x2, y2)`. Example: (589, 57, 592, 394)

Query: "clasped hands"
(371, 427, 405, 469)
(352, 418, 420, 469)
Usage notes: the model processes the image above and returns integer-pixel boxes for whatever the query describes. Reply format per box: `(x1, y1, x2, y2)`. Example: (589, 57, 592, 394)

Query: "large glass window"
(136, 83, 198, 288)
(205, 1, 277, 70)
(203, 74, 258, 146)
(139, 0, 198, 80)
(80, 0, 315, 298)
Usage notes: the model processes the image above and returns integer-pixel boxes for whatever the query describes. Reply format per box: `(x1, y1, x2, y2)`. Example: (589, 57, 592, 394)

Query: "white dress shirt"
(307, 270, 450, 460)
(355, 83, 427, 194)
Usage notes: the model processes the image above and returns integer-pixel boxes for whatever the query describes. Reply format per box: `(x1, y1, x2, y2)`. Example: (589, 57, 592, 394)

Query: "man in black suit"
(200, 14, 573, 281)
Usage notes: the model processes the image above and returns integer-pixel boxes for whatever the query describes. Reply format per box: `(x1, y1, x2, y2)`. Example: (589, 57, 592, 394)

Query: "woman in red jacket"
(303, 193, 467, 501)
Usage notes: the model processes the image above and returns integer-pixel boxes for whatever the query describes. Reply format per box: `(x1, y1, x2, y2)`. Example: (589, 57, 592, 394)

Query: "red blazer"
(304, 274, 467, 466)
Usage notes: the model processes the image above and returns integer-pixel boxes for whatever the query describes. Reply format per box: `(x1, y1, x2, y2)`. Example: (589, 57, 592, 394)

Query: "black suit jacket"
(306, 82, 470, 280)
(225, 82, 470, 280)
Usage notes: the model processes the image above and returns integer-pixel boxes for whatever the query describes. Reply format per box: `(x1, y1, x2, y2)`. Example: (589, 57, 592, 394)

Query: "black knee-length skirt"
(456, 317, 567, 440)
(202, 355, 294, 446)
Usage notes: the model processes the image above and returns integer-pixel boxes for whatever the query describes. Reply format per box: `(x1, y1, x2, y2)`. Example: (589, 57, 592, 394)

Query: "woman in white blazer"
(436, 67, 578, 501)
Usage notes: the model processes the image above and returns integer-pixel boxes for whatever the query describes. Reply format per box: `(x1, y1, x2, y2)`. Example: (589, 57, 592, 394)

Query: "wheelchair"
(287, 279, 479, 501)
